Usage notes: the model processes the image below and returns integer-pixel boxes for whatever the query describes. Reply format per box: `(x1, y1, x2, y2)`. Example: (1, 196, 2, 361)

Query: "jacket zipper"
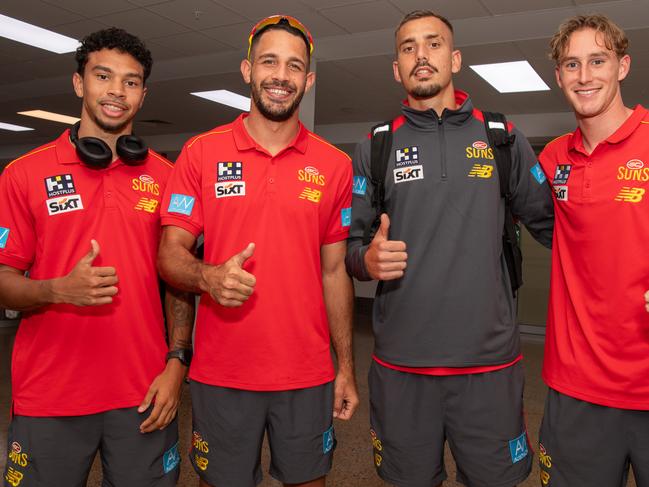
(438, 116, 447, 181)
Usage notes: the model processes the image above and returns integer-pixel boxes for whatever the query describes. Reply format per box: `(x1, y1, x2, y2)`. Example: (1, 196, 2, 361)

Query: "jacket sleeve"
(345, 137, 375, 280)
(508, 127, 554, 249)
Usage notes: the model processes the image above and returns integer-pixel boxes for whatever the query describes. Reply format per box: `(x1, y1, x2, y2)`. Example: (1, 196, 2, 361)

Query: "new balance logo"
(468, 164, 494, 178)
(615, 187, 645, 203)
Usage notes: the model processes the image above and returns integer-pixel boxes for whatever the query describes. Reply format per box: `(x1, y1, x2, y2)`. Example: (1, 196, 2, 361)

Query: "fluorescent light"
(0, 14, 79, 54)
(18, 110, 80, 125)
(191, 90, 250, 111)
(470, 61, 550, 93)
(0, 121, 34, 132)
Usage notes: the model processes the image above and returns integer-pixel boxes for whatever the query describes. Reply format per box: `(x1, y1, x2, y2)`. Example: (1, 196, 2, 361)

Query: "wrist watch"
(166, 348, 192, 366)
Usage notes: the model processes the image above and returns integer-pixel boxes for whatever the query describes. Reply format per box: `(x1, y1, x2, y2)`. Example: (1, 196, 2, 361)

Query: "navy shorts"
(369, 361, 532, 487)
(190, 380, 335, 487)
(539, 388, 649, 487)
(3, 407, 180, 487)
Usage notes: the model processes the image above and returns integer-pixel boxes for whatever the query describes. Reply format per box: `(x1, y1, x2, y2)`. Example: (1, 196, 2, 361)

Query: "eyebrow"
(398, 33, 441, 49)
(257, 53, 306, 67)
(92, 65, 143, 80)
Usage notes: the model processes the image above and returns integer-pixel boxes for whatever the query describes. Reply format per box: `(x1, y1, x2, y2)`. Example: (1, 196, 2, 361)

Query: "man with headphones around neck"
(0, 28, 193, 486)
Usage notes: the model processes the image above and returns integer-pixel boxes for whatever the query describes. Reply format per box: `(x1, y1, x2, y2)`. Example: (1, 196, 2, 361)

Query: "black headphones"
(69, 122, 148, 169)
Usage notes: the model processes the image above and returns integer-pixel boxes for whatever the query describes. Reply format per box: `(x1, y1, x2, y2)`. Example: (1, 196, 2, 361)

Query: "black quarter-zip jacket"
(346, 91, 554, 367)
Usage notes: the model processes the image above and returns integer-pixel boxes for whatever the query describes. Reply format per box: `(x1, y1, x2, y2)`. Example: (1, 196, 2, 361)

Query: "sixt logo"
(215, 181, 245, 198)
(217, 162, 243, 182)
(394, 165, 423, 183)
(44, 174, 76, 198)
(46, 195, 83, 215)
(466, 141, 494, 160)
(554, 185, 568, 201)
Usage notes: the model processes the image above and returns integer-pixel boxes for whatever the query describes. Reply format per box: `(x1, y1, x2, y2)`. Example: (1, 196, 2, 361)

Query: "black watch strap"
(166, 348, 192, 366)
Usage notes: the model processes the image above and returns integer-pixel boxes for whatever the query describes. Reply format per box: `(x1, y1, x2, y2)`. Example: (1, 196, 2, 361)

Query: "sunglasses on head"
(247, 14, 314, 59)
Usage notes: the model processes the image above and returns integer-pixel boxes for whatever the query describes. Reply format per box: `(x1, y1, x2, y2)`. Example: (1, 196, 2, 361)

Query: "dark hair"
(249, 21, 311, 63)
(549, 14, 628, 64)
(75, 28, 153, 83)
(395, 10, 454, 38)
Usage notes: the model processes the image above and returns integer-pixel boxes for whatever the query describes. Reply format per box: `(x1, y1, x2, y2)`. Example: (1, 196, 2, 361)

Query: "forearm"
(158, 236, 209, 295)
(164, 286, 195, 351)
(323, 265, 355, 374)
(0, 268, 56, 311)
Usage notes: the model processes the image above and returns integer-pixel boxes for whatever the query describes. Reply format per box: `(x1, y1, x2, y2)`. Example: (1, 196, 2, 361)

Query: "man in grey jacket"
(346, 10, 553, 487)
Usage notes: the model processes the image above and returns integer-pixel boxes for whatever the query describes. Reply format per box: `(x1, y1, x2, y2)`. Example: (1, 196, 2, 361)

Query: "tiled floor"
(0, 304, 637, 486)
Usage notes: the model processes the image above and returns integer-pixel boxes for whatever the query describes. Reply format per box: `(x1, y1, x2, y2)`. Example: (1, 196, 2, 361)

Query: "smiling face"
(555, 27, 630, 121)
(241, 28, 314, 123)
(393, 16, 461, 101)
(72, 48, 147, 135)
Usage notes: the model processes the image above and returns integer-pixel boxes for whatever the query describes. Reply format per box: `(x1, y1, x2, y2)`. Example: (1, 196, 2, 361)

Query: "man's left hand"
(138, 360, 186, 433)
(333, 370, 359, 421)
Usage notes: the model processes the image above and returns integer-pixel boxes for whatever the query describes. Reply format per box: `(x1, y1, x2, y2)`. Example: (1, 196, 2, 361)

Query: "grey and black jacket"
(346, 91, 553, 367)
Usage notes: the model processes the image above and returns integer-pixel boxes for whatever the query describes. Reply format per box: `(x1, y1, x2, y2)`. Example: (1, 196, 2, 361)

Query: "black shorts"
(369, 361, 532, 487)
(539, 388, 649, 487)
(3, 407, 179, 487)
(189, 380, 335, 487)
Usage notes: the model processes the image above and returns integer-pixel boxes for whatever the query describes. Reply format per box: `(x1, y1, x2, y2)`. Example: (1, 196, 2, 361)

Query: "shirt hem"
(0, 254, 31, 271)
(12, 397, 144, 417)
(160, 216, 202, 237)
(544, 376, 649, 411)
(373, 354, 522, 376)
(188, 373, 335, 391)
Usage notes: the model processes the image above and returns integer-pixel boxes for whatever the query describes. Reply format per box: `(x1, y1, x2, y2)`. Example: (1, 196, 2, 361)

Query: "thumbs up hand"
(50, 239, 119, 306)
(364, 214, 408, 281)
(202, 243, 257, 307)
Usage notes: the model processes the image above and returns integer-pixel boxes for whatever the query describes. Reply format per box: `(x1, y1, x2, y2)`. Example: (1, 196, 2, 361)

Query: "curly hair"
(75, 28, 153, 82)
(550, 14, 628, 64)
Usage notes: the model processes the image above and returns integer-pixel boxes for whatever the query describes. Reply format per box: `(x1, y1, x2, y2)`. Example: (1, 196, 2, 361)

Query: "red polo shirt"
(539, 105, 649, 409)
(161, 114, 352, 391)
(0, 130, 172, 416)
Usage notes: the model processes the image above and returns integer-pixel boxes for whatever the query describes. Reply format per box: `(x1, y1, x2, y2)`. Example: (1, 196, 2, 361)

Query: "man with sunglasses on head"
(158, 14, 359, 487)
(0, 28, 193, 486)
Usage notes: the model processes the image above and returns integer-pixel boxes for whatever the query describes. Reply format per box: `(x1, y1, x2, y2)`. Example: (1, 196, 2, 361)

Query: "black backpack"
(362, 112, 523, 296)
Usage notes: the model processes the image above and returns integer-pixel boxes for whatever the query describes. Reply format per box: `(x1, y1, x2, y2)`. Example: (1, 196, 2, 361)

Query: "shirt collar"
(569, 105, 648, 153)
(231, 113, 309, 155)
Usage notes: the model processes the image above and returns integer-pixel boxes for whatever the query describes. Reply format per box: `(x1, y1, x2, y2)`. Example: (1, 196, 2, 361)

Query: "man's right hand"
(50, 239, 118, 306)
(364, 214, 407, 281)
(201, 243, 256, 307)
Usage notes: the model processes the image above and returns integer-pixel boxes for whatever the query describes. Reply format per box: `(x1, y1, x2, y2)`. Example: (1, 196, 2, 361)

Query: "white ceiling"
(1, 0, 648, 159)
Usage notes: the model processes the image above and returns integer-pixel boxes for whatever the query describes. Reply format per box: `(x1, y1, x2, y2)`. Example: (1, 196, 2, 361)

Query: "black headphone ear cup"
(70, 122, 113, 169)
(116, 134, 148, 164)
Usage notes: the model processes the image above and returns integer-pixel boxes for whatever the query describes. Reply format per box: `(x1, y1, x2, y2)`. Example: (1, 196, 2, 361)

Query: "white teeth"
(576, 89, 597, 95)
(268, 88, 289, 95)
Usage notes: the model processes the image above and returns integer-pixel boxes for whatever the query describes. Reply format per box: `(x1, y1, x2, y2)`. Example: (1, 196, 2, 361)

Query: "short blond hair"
(550, 14, 628, 64)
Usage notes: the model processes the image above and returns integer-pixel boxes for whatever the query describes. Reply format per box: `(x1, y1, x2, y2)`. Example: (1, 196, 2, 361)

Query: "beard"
(409, 83, 442, 99)
(250, 77, 305, 122)
(407, 61, 442, 99)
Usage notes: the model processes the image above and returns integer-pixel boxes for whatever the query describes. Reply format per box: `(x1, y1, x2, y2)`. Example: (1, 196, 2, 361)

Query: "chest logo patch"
(215, 181, 246, 198)
(615, 187, 645, 203)
(465, 141, 494, 160)
(299, 187, 322, 203)
(394, 165, 423, 183)
(395, 146, 419, 167)
(134, 197, 159, 213)
(553, 185, 568, 201)
(46, 195, 83, 216)
(217, 162, 243, 182)
(617, 159, 648, 182)
(553, 164, 572, 185)
(298, 166, 326, 186)
(132, 174, 160, 195)
(44, 174, 76, 198)
(468, 164, 494, 179)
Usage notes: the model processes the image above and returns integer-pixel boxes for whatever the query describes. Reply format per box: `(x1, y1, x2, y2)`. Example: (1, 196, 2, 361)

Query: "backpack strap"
(482, 111, 523, 296)
(363, 121, 392, 244)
